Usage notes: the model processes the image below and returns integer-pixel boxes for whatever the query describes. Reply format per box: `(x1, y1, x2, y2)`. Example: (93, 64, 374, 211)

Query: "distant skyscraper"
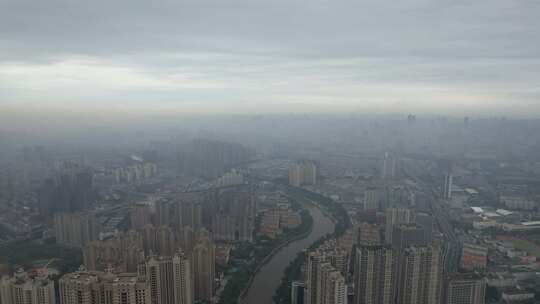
(212, 188, 256, 242)
(38, 162, 94, 217)
(54, 211, 100, 248)
(172, 197, 202, 231)
(363, 187, 379, 210)
(384, 208, 414, 244)
(444, 273, 486, 304)
(396, 243, 444, 304)
(415, 212, 434, 243)
(154, 199, 172, 227)
(353, 245, 397, 304)
(131, 203, 152, 229)
(289, 161, 317, 187)
(155, 226, 176, 257)
(442, 173, 453, 200)
(192, 235, 215, 303)
(216, 169, 244, 187)
(381, 152, 398, 180)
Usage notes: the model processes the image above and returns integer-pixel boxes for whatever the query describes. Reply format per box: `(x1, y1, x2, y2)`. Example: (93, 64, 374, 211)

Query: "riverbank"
(241, 196, 335, 304)
(273, 186, 352, 304)
(218, 198, 313, 304)
(238, 210, 313, 300)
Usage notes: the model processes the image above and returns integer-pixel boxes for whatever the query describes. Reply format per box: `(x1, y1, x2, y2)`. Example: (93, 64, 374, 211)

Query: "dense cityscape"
(1, 116, 540, 304)
(2, 0, 539, 303)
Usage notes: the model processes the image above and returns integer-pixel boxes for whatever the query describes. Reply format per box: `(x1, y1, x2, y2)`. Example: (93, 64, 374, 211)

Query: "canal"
(241, 202, 335, 304)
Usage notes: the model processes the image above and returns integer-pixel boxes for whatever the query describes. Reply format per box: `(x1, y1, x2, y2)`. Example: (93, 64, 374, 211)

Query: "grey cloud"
(0, 0, 539, 114)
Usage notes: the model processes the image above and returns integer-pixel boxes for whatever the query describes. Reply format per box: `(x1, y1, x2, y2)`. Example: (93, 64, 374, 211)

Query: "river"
(241, 203, 335, 304)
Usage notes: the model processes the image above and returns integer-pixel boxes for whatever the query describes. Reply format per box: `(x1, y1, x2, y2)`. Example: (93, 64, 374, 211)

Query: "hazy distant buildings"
(152, 197, 202, 231)
(83, 230, 145, 272)
(38, 162, 94, 217)
(131, 203, 152, 229)
(212, 188, 256, 242)
(0, 269, 56, 304)
(216, 169, 244, 187)
(384, 208, 414, 245)
(177, 139, 254, 178)
(289, 161, 317, 187)
(112, 161, 157, 185)
(54, 211, 100, 248)
(363, 187, 379, 210)
(381, 152, 398, 180)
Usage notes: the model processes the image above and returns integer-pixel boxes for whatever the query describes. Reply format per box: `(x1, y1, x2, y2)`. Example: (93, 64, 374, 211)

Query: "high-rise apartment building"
(54, 211, 100, 248)
(216, 169, 244, 187)
(172, 253, 193, 304)
(395, 244, 444, 304)
(363, 187, 379, 210)
(391, 224, 426, 249)
(172, 198, 202, 231)
(384, 208, 414, 244)
(212, 189, 256, 242)
(131, 203, 152, 230)
(306, 250, 327, 304)
(289, 161, 317, 187)
(83, 230, 145, 272)
(318, 263, 347, 304)
(353, 245, 397, 304)
(59, 270, 151, 304)
(38, 162, 94, 217)
(442, 173, 453, 200)
(154, 199, 172, 227)
(305, 240, 349, 304)
(0, 270, 56, 304)
(357, 223, 382, 246)
(192, 236, 215, 303)
(444, 273, 486, 304)
(291, 281, 306, 304)
(138, 252, 193, 304)
(381, 152, 398, 180)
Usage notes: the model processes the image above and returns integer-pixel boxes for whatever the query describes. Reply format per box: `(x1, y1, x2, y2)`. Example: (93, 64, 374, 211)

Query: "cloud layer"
(1, 0, 539, 115)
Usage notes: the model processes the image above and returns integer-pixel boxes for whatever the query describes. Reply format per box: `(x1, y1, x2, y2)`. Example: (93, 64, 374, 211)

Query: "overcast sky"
(1, 0, 539, 116)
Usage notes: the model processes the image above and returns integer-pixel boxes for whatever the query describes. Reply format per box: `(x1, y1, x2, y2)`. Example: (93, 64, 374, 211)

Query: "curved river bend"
(241, 203, 335, 304)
